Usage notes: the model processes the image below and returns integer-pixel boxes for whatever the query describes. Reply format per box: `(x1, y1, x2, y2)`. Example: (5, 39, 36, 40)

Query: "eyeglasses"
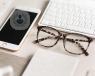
(33, 26, 93, 56)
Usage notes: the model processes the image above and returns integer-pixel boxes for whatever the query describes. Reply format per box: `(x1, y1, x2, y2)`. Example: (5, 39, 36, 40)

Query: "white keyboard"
(38, 0, 95, 38)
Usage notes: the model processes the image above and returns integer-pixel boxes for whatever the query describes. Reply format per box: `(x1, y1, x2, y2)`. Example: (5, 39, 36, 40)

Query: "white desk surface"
(0, 0, 95, 76)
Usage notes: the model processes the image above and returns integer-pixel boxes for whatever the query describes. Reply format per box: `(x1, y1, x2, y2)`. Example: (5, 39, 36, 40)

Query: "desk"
(0, 0, 95, 76)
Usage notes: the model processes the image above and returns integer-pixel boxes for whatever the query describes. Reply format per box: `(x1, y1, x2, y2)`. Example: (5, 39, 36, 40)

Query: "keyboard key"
(73, 7, 79, 12)
(46, 11, 56, 16)
(48, 21, 55, 25)
(67, 15, 73, 20)
(81, 6, 86, 9)
(92, 15, 95, 19)
(62, 10, 68, 14)
(85, 8, 91, 13)
(73, 21, 79, 26)
(55, 4, 62, 8)
(74, 12, 80, 16)
(85, 19, 91, 23)
(91, 25, 95, 30)
(66, 3, 71, 7)
(68, 11, 74, 15)
(67, 3, 73, 7)
(44, 15, 55, 21)
(86, 14, 92, 19)
(50, 3, 56, 7)
(57, 2, 63, 5)
(79, 22, 85, 27)
(61, 19, 67, 23)
(91, 10, 95, 14)
(73, 17, 79, 21)
(62, 6, 67, 9)
(93, 31, 95, 35)
(54, 22, 61, 27)
(62, 14, 67, 19)
(91, 20, 95, 24)
(41, 19, 49, 25)
(56, 13, 62, 17)
(51, 1, 57, 4)
(73, 5, 80, 8)
(48, 7, 57, 12)
(55, 17, 61, 22)
(66, 25, 94, 34)
(79, 8, 84, 13)
(67, 20, 73, 24)
(56, 9, 62, 13)
(85, 24, 91, 28)
(68, 7, 73, 10)
(80, 13, 85, 17)
(60, 24, 67, 28)
(79, 18, 85, 22)
(86, 10, 91, 14)
(62, 2, 67, 7)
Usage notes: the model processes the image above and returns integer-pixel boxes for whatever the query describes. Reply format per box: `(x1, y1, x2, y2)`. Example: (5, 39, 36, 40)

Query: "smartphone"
(0, 5, 41, 51)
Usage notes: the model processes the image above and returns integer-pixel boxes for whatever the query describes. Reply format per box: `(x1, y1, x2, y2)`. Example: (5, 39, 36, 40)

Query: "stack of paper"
(22, 48, 79, 76)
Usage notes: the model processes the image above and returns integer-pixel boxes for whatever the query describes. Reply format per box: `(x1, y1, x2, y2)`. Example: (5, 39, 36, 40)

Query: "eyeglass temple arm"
(41, 29, 90, 42)
(41, 29, 57, 36)
(33, 36, 89, 44)
(65, 38, 89, 56)
(71, 40, 89, 56)
(33, 36, 58, 43)
(33, 36, 89, 56)
(33, 28, 59, 44)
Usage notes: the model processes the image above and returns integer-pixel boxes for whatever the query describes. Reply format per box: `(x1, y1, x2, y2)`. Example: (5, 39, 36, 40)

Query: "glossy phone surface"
(0, 6, 41, 51)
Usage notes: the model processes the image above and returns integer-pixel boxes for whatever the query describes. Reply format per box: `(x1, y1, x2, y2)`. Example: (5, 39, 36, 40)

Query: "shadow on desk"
(0, 51, 30, 76)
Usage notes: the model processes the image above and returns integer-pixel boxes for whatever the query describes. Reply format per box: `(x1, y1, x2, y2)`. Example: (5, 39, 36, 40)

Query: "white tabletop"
(0, 0, 95, 76)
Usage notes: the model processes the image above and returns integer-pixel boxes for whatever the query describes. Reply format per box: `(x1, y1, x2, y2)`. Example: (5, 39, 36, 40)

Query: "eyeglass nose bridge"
(62, 34, 68, 46)
(62, 34, 68, 39)
(37, 26, 42, 30)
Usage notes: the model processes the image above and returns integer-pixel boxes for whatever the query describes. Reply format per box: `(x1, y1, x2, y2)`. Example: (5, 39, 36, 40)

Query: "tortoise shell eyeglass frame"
(33, 26, 93, 56)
